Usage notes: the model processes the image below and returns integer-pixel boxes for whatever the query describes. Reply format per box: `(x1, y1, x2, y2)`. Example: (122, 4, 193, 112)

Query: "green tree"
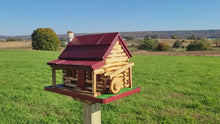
(213, 39, 220, 47)
(158, 42, 170, 51)
(171, 35, 179, 39)
(173, 40, 182, 48)
(186, 39, 211, 51)
(60, 36, 68, 42)
(138, 37, 158, 50)
(31, 28, 60, 51)
(188, 34, 197, 39)
(152, 34, 159, 39)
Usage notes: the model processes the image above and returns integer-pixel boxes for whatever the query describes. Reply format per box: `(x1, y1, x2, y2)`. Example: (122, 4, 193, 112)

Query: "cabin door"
(77, 69, 85, 88)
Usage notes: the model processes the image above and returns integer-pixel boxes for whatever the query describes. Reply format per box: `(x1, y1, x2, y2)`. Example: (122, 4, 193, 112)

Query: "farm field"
(0, 41, 32, 49)
(0, 50, 219, 123)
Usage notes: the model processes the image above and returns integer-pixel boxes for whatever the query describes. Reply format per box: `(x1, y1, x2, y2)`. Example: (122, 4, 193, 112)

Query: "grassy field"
(0, 50, 219, 123)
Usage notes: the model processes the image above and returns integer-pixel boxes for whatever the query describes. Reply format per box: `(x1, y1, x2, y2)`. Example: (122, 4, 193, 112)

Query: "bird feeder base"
(44, 84, 140, 104)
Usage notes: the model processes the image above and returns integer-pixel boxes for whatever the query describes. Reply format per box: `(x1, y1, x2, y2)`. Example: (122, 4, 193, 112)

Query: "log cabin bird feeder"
(45, 32, 140, 124)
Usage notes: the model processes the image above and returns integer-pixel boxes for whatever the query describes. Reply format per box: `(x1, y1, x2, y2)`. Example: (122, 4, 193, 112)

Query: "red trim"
(118, 34, 132, 58)
(47, 59, 105, 70)
(102, 33, 132, 59)
(44, 85, 103, 103)
(44, 84, 140, 104)
(103, 87, 140, 104)
(102, 37, 117, 60)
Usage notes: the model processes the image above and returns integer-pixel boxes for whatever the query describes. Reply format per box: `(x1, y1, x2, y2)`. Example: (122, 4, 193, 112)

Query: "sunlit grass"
(0, 50, 219, 123)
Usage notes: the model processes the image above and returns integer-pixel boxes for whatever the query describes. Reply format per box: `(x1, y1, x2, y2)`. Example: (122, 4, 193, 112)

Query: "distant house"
(207, 37, 219, 40)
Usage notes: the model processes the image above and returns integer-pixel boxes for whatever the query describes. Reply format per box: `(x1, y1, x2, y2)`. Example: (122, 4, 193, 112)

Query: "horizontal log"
(94, 68, 104, 74)
(63, 80, 71, 83)
(115, 41, 120, 45)
(76, 88, 93, 93)
(104, 66, 121, 72)
(104, 84, 110, 88)
(97, 84, 103, 87)
(86, 79, 103, 85)
(109, 63, 134, 79)
(124, 76, 129, 81)
(86, 87, 103, 92)
(86, 79, 92, 83)
(108, 53, 126, 58)
(114, 74, 123, 77)
(113, 45, 122, 50)
(64, 77, 78, 81)
(96, 81, 103, 85)
(100, 77, 105, 80)
(125, 69, 129, 73)
(105, 57, 128, 64)
(64, 83, 78, 88)
(103, 62, 127, 68)
(110, 49, 124, 53)
(104, 71, 114, 76)
(124, 83, 129, 88)
(86, 87, 92, 91)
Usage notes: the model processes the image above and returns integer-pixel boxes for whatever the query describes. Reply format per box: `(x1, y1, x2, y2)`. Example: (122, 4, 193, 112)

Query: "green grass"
(0, 50, 219, 124)
(96, 87, 138, 99)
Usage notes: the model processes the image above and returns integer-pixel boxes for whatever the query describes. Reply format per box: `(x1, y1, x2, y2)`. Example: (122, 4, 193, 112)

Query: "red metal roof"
(48, 32, 132, 70)
(59, 32, 132, 60)
(47, 59, 105, 70)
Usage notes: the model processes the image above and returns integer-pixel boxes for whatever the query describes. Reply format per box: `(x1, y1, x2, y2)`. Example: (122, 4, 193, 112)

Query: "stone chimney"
(67, 31, 74, 42)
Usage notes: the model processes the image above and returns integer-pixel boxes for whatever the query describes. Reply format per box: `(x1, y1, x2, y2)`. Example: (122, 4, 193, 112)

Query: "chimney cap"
(67, 31, 73, 34)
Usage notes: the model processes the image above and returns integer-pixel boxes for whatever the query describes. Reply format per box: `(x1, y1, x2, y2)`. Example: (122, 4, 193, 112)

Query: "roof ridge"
(75, 32, 118, 37)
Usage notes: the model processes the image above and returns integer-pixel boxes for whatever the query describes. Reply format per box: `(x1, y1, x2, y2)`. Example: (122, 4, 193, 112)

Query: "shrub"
(213, 39, 220, 47)
(60, 42, 66, 47)
(138, 38, 158, 50)
(6, 37, 17, 42)
(158, 43, 170, 51)
(60, 36, 68, 42)
(31, 28, 60, 51)
(171, 35, 179, 39)
(123, 36, 133, 41)
(188, 34, 197, 39)
(186, 40, 212, 51)
(173, 40, 182, 48)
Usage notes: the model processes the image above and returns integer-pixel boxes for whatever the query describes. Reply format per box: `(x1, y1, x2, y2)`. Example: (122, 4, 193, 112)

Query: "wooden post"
(92, 71, 97, 96)
(128, 67, 132, 88)
(52, 67, 56, 87)
(83, 103, 101, 124)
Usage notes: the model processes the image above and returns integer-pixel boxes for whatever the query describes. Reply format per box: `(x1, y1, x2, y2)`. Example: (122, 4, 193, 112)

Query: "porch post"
(52, 67, 56, 87)
(92, 71, 97, 96)
(128, 67, 132, 88)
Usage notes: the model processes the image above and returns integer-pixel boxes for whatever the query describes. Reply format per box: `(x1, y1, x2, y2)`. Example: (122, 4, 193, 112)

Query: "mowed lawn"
(0, 50, 219, 124)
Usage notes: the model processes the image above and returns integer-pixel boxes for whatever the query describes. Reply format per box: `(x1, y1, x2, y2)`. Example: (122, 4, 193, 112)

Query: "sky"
(0, 0, 220, 35)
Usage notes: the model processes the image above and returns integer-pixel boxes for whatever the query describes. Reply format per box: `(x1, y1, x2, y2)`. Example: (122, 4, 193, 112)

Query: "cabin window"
(72, 69, 77, 78)
(96, 74, 100, 82)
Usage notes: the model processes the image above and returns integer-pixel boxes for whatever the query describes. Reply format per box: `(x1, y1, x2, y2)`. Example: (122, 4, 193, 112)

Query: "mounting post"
(83, 103, 101, 124)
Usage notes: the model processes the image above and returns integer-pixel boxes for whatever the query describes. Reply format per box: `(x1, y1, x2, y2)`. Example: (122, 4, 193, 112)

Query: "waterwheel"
(109, 77, 123, 94)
